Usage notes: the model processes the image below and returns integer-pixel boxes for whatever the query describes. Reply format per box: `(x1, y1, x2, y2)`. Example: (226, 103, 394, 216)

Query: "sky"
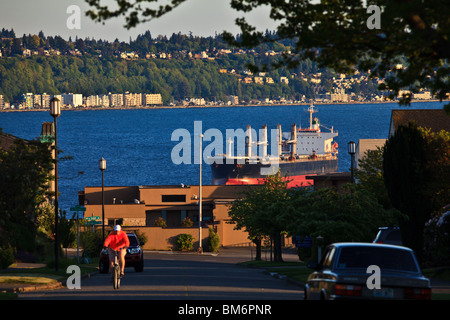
(0, 0, 277, 41)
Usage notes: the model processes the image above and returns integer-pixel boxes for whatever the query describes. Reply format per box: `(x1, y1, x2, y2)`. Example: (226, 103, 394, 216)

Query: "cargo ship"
(209, 104, 338, 187)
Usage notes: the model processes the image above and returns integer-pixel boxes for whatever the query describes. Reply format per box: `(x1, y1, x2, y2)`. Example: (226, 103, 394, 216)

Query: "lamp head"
(99, 157, 106, 171)
(348, 141, 356, 155)
(50, 97, 61, 117)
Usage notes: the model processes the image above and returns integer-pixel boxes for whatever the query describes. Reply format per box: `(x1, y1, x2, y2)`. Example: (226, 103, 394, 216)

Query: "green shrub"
(80, 229, 103, 258)
(297, 247, 312, 262)
(176, 234, 194, 251)
(0, 247, 15, 269)
(154, 217, 167, 228)
(134, 229, 148, 245)
(181, 217, 193, 227)
(208, 227, 220, 252)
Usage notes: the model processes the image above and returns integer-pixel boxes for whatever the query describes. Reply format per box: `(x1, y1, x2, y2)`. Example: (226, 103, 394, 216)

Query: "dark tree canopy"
(85, 0, 450, 111)
(383, 123, 450, 262)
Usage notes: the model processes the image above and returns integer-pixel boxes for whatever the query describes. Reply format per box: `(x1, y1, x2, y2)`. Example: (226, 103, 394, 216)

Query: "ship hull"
(210, 157, 338, 188)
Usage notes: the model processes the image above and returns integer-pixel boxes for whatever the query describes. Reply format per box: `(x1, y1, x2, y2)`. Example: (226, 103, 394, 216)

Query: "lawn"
(0, 257, 99, 300)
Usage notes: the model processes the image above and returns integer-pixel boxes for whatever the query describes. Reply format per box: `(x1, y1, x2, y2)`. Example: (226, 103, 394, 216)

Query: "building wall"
(119, 221, 251, 250)
(84, 186, 140, 205)
(84, 204, 146, 226)
(355, 139, 386, 169)
(81, 184, 259, 249)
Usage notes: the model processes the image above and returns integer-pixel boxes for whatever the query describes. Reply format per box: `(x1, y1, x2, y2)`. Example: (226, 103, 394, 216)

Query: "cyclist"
(103, 225, 130, 278)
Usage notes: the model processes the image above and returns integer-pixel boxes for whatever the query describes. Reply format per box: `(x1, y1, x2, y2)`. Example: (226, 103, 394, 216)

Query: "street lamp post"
(99, 158, 106, 242)
(348, 141, 356, 183)
(50, 97, 61, 272)
(198, 134, 203, 254)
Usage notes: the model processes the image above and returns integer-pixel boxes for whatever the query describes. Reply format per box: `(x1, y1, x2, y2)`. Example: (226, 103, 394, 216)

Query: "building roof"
(389, 109, 450, 137)
(0, 131, 28, 151)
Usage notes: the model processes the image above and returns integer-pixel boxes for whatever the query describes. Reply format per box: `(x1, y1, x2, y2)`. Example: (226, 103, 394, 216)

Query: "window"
(321, 247, 335, 269)
(162, 194, 186, 202)
(336, 246, 418, 272)
(108, 218, 123, 226)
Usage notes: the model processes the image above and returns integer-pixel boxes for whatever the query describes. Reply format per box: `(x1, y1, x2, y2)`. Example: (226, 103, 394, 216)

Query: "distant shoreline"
(0, 99, 447, 113)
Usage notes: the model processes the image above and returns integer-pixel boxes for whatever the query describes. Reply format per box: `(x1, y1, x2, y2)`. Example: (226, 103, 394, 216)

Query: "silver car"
(305, 243, 431, 300)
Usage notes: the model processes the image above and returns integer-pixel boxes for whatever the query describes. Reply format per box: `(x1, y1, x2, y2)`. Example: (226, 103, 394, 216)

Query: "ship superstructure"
(209, 103, 338, 187)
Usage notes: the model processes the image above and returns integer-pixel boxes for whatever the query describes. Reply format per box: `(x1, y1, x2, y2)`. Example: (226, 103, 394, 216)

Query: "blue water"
(0, 101, 445, 212)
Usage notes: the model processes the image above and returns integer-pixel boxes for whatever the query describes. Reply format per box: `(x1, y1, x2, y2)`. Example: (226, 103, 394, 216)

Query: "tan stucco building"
(79, 185, 260, 250)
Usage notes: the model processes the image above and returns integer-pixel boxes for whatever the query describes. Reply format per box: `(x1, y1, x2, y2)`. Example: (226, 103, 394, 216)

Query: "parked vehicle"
(99, 233, 144, 273)
(305, 243, 431, 300)
(373, 227, 403, 246)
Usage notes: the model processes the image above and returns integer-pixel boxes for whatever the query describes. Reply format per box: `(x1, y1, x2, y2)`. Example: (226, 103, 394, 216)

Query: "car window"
(386, 231, 402, 241)
(127, 235, 139, 246)
(322, 247, 335, 269)
(336, 246, 418, 272)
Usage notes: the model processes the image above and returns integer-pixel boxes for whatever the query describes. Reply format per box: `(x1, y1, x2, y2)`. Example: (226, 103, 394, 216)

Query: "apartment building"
(143, 93, 163, 105)
(62, 93, 83, 107)
(109, 93, 124, 107)
(124, 92, 142, 107)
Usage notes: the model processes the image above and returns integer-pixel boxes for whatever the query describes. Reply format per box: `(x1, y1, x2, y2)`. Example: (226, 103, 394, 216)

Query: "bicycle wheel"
(113, 264, 120, 289)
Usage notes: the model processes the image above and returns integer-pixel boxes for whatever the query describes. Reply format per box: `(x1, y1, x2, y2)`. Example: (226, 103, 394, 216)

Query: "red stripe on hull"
(225, 175, 314, 188)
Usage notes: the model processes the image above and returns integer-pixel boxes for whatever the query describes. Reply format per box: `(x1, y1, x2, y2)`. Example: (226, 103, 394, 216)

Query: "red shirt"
(104, 231, 130, 251)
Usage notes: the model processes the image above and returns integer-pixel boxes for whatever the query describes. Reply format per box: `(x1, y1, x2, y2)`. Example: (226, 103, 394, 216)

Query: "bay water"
(0, 101, 444, 212)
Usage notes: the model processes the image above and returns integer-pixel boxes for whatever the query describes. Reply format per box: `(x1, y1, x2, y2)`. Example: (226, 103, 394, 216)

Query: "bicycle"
(107, 248, 122, 290)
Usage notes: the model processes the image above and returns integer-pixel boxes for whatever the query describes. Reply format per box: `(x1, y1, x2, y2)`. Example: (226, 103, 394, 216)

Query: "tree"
(383, 123, 433, 262)
(0, 136, 53, 252)
(228, 172, 290, 261)
(419, 128, 450, 211)
(85, 0, 450, 112)
(283, 184, 397, 251)
(228, 186, 264, 260)
(354, 146, 392, 209)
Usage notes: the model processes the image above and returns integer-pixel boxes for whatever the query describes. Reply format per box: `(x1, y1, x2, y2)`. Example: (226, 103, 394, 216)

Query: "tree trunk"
(253, 237, 262, 261)
(272, 233, 283, 262)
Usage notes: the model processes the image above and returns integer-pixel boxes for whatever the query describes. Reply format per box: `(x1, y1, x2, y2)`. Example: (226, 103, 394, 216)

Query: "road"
(18, 248, 304, 301)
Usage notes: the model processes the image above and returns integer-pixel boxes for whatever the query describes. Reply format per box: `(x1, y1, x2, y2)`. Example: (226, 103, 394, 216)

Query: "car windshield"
(127, 235, 139, 246)
(386, 231, 401, 242)
(336, 246, 419, 272)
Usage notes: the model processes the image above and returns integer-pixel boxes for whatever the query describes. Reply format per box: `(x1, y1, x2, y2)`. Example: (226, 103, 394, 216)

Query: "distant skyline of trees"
(0, 27, 380, 104)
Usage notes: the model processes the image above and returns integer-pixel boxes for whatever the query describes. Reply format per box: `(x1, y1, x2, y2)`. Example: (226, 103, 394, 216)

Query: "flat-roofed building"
(143, 93, 162, 106)
(79, 184, 267, 250)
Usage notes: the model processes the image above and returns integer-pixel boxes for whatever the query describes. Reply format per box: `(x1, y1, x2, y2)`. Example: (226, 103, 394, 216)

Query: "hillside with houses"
(0, 28, 434, 109)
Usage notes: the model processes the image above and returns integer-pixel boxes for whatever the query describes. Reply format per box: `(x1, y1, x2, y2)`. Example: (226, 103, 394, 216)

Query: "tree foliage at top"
(228, 172, 290, 261)
(85, 0, 450, 112)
